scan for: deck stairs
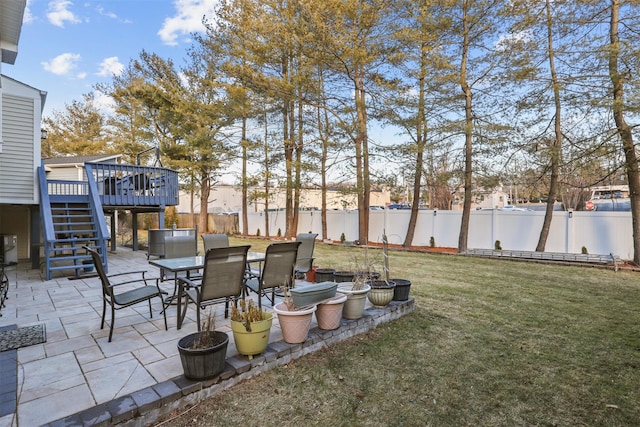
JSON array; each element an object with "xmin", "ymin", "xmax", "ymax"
[
  {"xmin": 45, "ymin": 199, "xmax": 103, "ymax": 278},
  {"xmin": 38, "ymin": 166, "xmax": 109, "ymax": 280}
]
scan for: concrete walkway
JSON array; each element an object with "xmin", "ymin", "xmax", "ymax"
[{"xmin": 0, "ymin": 247, "xmax": 413, "ymax": 426}]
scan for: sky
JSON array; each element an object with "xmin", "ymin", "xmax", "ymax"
[{"xmin": 6, "ymin": 0, "xmax": 219, "ymax": 118}]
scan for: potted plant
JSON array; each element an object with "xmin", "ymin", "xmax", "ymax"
[
  {"xmin": 177, "ymin": 308, "xmax": 229, "ymax": 380},
  {"xmin": 230, "ymin": 299, "xmax": 273, "ymax": 360},
  {"xmin": 336, "ymin": 273, "xmax": 371, "ymax": 320},
  {"xmin": 391, "ymin": 278, "xmax": 412, "ymax": 301},
  {"xmin": 381, "ymin": 231, "xmax": 412, "ymax": 302},
  {"xmin": 273, "ymin": 286, "xmax": 317, "ymax": 344},
  {"xmin": 315, "ymin": 293, "xmax": 347, "ymax": 330},
  {"xmin": 367, "ymin": 279, "xmax": 396, "ymax": 307}
]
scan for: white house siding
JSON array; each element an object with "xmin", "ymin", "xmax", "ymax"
[
  {"xmin": 177, "ymin": 186, "xmax": 391, "ymax": 214},
  {"xmin": 46, "ymin": 166, "xmax": 83, "ymax": 181},
  {"xmin": 0, "ymin": 92, "xmax": 39, "ymax": 204}
]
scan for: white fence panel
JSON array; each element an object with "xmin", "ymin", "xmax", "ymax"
[
  {"xmin": 569, "ymin": 212, "xmax": 632, "ymax": 259},
  {"xmin": 468, "ymin": 210, "xmax": 495, "ymax": 249},
  {"xmin": 241, "ymin": 209, "xmax": 634, "ymax": 259}
]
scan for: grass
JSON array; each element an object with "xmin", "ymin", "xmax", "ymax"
[{"xmin": 157, "ymin": 237, "xmax": 640, "ymax": 426}]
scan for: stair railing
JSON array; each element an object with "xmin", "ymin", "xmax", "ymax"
[
  {"xmin": 37, "ymin": 164, "xmax": 55, "ymax": 278},
  {"xmin": 84, "ymin": 163, "xmax": 110, "ymax": 271}
]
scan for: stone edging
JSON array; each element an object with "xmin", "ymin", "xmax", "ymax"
[{"xmin": 43, "ymin": 299, "xmax": 415, "ymax": 427}]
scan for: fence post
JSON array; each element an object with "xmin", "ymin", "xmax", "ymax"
[{"xmin": 566, "ymin": 210, "xmax": 573, "ymax": 253}]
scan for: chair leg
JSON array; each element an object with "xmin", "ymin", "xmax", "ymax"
[
  {"xmin": 108, "ymin": 305, "xmax": 115, "ymax": 342},
  {"xmin": 179, "ymin": 296, "xmax": 189, "ymax": 330},
  {"xmin": 195, "ymin": 301, "xmax": 201, "ymax": 332},
  {"xmin": 148, "ymin": 299, "xmax": 153, "ymax": 318},
  {"xmin": 160, "ymin": 295, "xmax": 168, "ymax": 331},
  {"xmin": 101, "ymin": 299, "xmax": 107, "ymax": 330}
]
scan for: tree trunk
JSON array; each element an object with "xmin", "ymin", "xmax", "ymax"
[
  {"xmin": 355, "ymin": 67, "xmax": 369, "ymax": 244},
  {"xmin": 457, "ymin": 0, "xmax": 473, "ymax": 253},
  {"xmin": 319, "ymin": 102, "xmax": 328, "ymax": 241},
  {"xmin": 536, "ymin": 0, "xmax": 562, "ymax": 252},
  {"xmin": 263, "ymin": 112, "xmax": 270, "ymax": 237},
  {"xmin": 199, "ymin": 173, "xmax": 210, "ymax": 234},
  {"xmin": 403, "ymin": 40, "xmax": 428, "ymax": 248},
  {"xmin": 241, "ymin": 115, "xmax": 248, "ymax": 236},
  {"xmin": 609, "ymin": 0, "xmax": 640, "ymax": 265}
]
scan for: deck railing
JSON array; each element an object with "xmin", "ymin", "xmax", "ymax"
[{"xmin": 85, "ymin": 162, "xmax": 179, "ymax": 207}]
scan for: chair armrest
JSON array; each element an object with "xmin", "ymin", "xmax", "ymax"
[
  {"xmin": 109, "ymin": 271, "xmax": 161, "ymax": 287},
  {"xmin": 107, "ymin": 270, "xmax": 148, "ymax": 280},
  {"xmin": 177, "ymin": 276, "xmax": 202, "ymax": 289}
]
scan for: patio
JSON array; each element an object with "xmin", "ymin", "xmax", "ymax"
[{"xmin": 0, "ymin": 247, "xmax": 413, "ymax": 426}]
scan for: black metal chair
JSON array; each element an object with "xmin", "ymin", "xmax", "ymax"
[
  {"xmin": 245, "ymin": 241, "xmax": 300, "ymax": 309},
  {"xmin": 84, "ymin": 246, "xmax": 167, "ymax": 342},
  {"xmin": 177, "ymin": 245, "xmax": 250, "ymax": 330}
]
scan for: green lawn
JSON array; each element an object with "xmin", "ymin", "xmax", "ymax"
[{"xmin": 158, "ymin": 237, "xmax": 640, "ymax": 426}]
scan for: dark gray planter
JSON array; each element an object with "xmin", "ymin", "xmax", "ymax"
[
  {"xmin": 390, "ymin": 278, "xmax": 412, "ymax": 301},
  {"xmin": 177, "ymin": 331, "xmax": 228, "ymax": 380}
]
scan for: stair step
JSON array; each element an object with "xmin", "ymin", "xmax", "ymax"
[
  {"xmin": 52, "ymin": 238, "xmax": 98, "ymax": 244},
  {"xmin": 49, "ymin": 254, "xmax": 93, "ymax": 262},
  {"xmin": 48, "ymin": 264, "xmax": 93, "ymax": 272},
  {"xmin": 50, "ymin": 245, "xmax": 96, "ymax": 250},
  {"xmin": 54, "ymin": 231, "xmax": 97, "ymax": 236},
  {"xmin": 53, "ymin": 222, "xmax": 95, "ymax": 231}
]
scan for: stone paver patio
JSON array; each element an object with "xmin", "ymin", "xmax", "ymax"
[{"xmin": 0, "ymin": 247, "xmax": 413, "ymax": 426}]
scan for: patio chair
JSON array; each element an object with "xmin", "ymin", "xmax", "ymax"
[
  {"xmin": 177, "ymin": 245, "xmax": 250, "ymax": 330},
  {"xmin": 294, "ymin": 233, "xmax": 318, "ymax": 280},
  {"xmin": 83, "ymin": 246, "xmax": 167, "ymax": 342},
  {"xmin": 245, "ymin": 241, "xmax": 301, "ymax": 309},
  {"xmin": 160, "ymin": 235, "xmax": 199, "ymax": 307},
  {"xmin": 201, "ymin": 234, "xmax": 229, "ymax": 252}
]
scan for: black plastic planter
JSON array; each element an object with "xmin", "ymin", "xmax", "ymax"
[
  {"xmin": 315, "ymin": 268, "xmax": 336, "ymax": 282},
  {"xmin": 390, "ymin": 278, "xmax": 412, "ymax": 301},
  {"xmin": 177, "ymin": 331, "xmax": 229, "ymax": 380}
]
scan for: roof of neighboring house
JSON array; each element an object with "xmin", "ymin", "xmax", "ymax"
[
  {"xmin": 43, "ymin": 154, "xmax": 123, "ymax": 166},
  {"xmin": 1, "ymin": 0, "xmax": 26, "ymax": 65}
]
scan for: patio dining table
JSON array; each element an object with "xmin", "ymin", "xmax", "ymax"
[{"xmin": 149, "ymin": 251, "xmax": 265, "ymax": 329}]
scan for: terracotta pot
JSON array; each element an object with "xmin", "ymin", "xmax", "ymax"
[
  {"xmin": 274, "ymin": 303, "xmax": 316, "ymax": 344},
  {"xmin": 230, "ymin": 312, "xmax": 273, "ymax": 360},
  {"xmin": 336, "ymin": 283, "xmax": 371, "ymax": 319},
  {"xmin": 315, "ymin": 293, "xmax": 347, "ymax": 330}
]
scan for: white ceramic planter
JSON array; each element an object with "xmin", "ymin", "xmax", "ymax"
[{"xmin": 336, "ymin": 283, "xmax": 371, "ymax": 320}]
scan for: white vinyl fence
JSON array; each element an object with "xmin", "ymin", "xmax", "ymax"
[{"xmin": 242, "ymin": 209, "xmax": 634, "ymax": 260}]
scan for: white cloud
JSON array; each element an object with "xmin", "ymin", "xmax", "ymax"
[
  {"xmin": 24, "ymin": 0, "xmax": 34, "ymax": 24},
  {"xmin": 495, "ymin": 30, "xmax": 533, "ymax": 51},
  {"xmin": 158, "ymin": 0, "xmax": 218, "ymax": 46},
  {"xmin": 42, "ymin": 52, "xmax": 81, "ymax": 75},
  {"xmin": 97, "ymin": 56, "xmax": 124, "ymax": 77},
  {"xmin": 92, "ymin": 89, "xmax": 116, "ymax": 115},
  {"xmin": 96, "ymin": 6, "xmax": 117, "ymax": 19},
  {"xmin": 47, "ymin": 0, "xmax": 81, "ymax": 28}
]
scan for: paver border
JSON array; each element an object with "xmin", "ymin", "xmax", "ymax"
[{"xmin": 43, "ymin": 299, "xmax": 414, "ymax": 426}]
